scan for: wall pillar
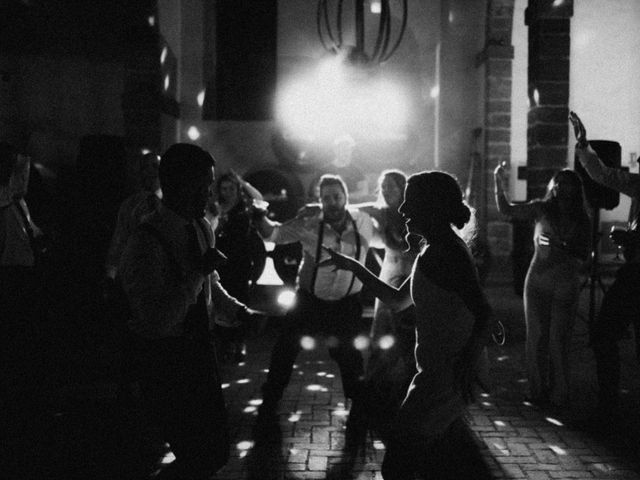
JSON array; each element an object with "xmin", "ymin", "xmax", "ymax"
[
  {"xmin": 525, "ymin": 0, "xmax": 573, "ymax": 199},
  {"xmin": 479, "ymin": 0, "xmax": 515, "ymax": 259}
]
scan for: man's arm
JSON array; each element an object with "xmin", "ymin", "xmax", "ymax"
[
  {"xmin": 570, "ymin": 110, "xmax": 640, "ymax": 198},
  {"xmin": 575, "ymin": 145, "xmax": 640, "ymax": 198}
]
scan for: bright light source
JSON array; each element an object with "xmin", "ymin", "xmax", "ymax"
[
  {"xmin": 549, "ymin": 445, "xmax": 566, "ymax": 455},
  {"xmin": 243, "ymin": 406, "xmax": 257, "ymax": 413},
  {"xmin": 249, "ymin": 399, "xmax": 263, "ymax": 406},
  {"xmin": 300, "ymin": 336, "xmax": 316, "ymax": 350},
  {"xmin": 545, "ymin": 417, "xmax": 564, "ymax": 426},
  {"xmin": 160, "ymin": 47, "xmax": 168, "ymax": 65},
  {"xmin": 370, "ymin": 1, "xmax": 381, "ymax": 14},
  {"xmin": 236, "ymin": 440, "xmax": 254, "ymax": 451},
  {"xmin": 164, "ymin": 75, "xmax": 170, "ymax": 91},
  {"xmin": 148, "ymin": 16, "xmax": 155, "ymax": 27},
  {"xmin": 221, "ymin": 383, "xmax": 230, "ymax": 389},
  {"xmin": 276, "ymin": 60, "xmax": 410, "ymax": 142},
  {"xmin": 373, "ymin": 440, "xmax": 385, "ymax": 450},
  {"xmin": 353, "ymin": 335, "xmax": 370, "ymax": 351},
  {"xmin": 187, "ymin": 126, "xmax": 201, "ymax": 141},
  {"xmin": 277, "ymin": 289, "xmax": 296, "ymax": 308},
  {"xmin": 236, "ymin": 378, "xmax": 250, "ymax": 384},
  {"xmin": 552, "ymin": 0, "xmax": 564, "ymax": 7},
  {"xmin": 197, "ymin": 90, "xmax": 206, "ymax": 107},
  {"xmin": 316, "ymin": 372, "xmax": 326, "ymax": 377},
  {"xmin": 161, "ymin": 451, "xmax": 175, "ymax": 464},
  {"xmin": 306, "ymin": 384, "xmax": 324, "ymax": 391},
  {"xmin": 288, "ymin": 413, "xmax": 301, "ymax": 422},
  {"xmin": 430, "ymin": 85, "xmax": 439, "ymax": 99},
  {"xmin": 533, "ymin": 88, "xmax": 540, "ymax": 106},
  {"xmin": 378, "ymin": 334, "xmax": 395, "ymax": 350},
  {"xmin": 141, "ymin": 148, "xmax": 151, "ymax": 155}
]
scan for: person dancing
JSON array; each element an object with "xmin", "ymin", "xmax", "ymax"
[
  {"xmin": 353, "ymin": 169, "xmax": 419, "ymax": 442},
  {"xmin": 570, "ymin": 111, "xmax": 640, "ymax": 420},
  {"xmin": 494, "ymin": 164, "xmax": 590, "ymax": 406},
  {"xmin": 322, "ymin": 170, "xmax": 492, "ymax": 480}
]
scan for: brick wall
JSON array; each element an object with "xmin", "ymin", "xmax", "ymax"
[
  {"xmin": 480, "ymin": 0, "xmax": 515, "ymax": 262},
  {"xmin": 525, "ymin": 0, "xmax": 573, "ymax": 199}
]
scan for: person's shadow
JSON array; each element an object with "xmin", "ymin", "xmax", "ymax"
[{"xmin": 246, "ymin": 417, "xmax": 284, "ymax": 480}]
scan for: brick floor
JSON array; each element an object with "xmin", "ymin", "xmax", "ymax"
[
  {"xmin": 24, "ymin": 282, "xmax": 640, "ymax": 480},
  {"xmin": 213, "ymin": 283, "xmax": 640, "ymax": 480}
]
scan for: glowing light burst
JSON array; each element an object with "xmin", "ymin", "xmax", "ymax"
[
  {"xmin": 161, "ymin": 451, "xmax": 176, "ymax": 464},
  {"xmin": 545, "ymin": 417, "xmax": 564, "ymax": 427},
  {"xmin": 353, "ymin": 335, "xmax": 370, "ymax": 351},
  {"xmin": 549, "ymin": 445, "xmax": 566, "ymax": 455},
  {"xmin": 288, "ymin": 413, "xmax": 301, "ymax": 422},
  {"xmin": 300, "ymin": 336, "xmax": 316, "ymax": 350},
  {"xmin": 248, "ymin": 399, "xmax": 263, "ymax": 406},
  {"xmin": 187, "ymin": 126, "xmax": 200, "ymax": 141},
  {"xmin": 276, "ymin": 59, "xmax": 410, "ymax": 142},
  {"xmin": 197, "ymin": 90, "xmax": 205, "ymax": 107},
  {"xmin": 277, "ymin": 289, "xmax": 296, "ymax": 308},
  {"xmin": 237, "ymin": 441, "xmax": 254, "ymax": 451},
  {"xmin": 373, "ymin": 440, "xmax": 385, "ymax": 450},
  {"xmin": 378, "ymin": 334, "xmax": 395, "ymax": 350}
]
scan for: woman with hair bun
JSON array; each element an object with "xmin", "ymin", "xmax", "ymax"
[{"xmin": 322, "ymin": 170, "xmax": 493, "ymax": 479}]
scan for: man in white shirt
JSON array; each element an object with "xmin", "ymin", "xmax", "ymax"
[{"xmin": 254, "ymin": 174, "xmax": 378, "ymax": 430}]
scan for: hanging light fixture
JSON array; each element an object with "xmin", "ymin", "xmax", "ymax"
[{"xmin": 316, "ymin": 0, "xmax": 408, "ymax": 65}]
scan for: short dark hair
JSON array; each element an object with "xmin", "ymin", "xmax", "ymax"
[
  {"xmin": 318, "ymin": 174, "xmax": 349, "ymax": 199},
  {"xmin": 0, "ymin": 142, "xmax": 18, "ymax": 186},
  {"xmin": 159, "ymin": 143, "xmax": 215, "ymax": 193}
]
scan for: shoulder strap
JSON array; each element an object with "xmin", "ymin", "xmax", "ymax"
[
  {"xmin": 310, "ymin": 214, "xmax": 361, "ymax": 298},
  {"xmin": 310, "ymin": 219, "xmax": 325, "ymax": 296}
]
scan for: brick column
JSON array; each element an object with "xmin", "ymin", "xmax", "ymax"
[
  {"xmin": 525, "ymin": 0, "xmax": 573, "ymax": 199},
  {"xmin": 479, "ymin": 0, "xmax": 515, "ymax": 258}
]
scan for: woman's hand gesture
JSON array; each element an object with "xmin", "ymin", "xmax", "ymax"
[
  {"xmin": 318, "ymin": 245, "xmax": 359, "ymax": 272},
  {"xmin": 493, "ymin": 162, "xmax": 509, "ymax": 192},
  {"xmin": 569, "ymin": 111, "xmax": 588, "ymax": 148}
]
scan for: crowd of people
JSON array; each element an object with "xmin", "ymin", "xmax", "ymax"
[{"xmin": 1, "ymin": 110, "xmax": 639, "ymax": 479}]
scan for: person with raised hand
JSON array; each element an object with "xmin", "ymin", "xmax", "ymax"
[
  {"xmin": 494, "ymin": 161, "xmax": 590, "ymax": 407},
  {"xmin": 570, "ymin": 111, "xmax": 640, "ymax": 421}
]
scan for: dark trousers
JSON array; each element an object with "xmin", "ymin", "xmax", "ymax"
[
  {"xmin": 590, "ymin": 262, "xmax": 640, "ymax": 409},
  {"xmin": 262, "ymin": 290, "xmax": 365, "ymax": 405},
  {"xmin": 131, "ymin": 336, "xmax": 229, "ymax": 479},
  {"xmin": 381, "ymin": 417, "xmax": 494, "ymax": 480}
]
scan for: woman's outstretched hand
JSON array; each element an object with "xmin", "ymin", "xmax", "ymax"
[
  {"xmin": 569, "ymin": 111, "xmax": 588, "ymax": 148},
  {"xmin": 493, "ymin": 162, "xmax": 509, "ymax": 192},
  {"xmin": 318, "ymin": 245, "xmax": 359, "ymax": 272}
]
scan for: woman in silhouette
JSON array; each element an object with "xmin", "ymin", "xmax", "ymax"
[{"xmin": 322, "ymin": 170, "xmax": 492, "ymax": 480}]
